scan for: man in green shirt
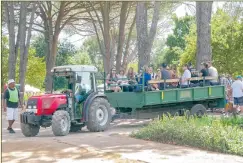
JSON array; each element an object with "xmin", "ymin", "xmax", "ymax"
[{"xmin": 3, "ymin": 79, "xmax": 22, "ymax": 133}]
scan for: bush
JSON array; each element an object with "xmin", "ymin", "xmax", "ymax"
[{"xmin": 131, "ymin": 115, "xmax": 243, "ymax": 156}]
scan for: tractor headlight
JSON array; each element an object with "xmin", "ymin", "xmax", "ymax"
[
  {"xmin": 33, "ymin": 106, "xmax": 37, "ymax": 109},
  {"xmin": 28, "ymin": 105, "xmax": 32, "ymax": 109}
]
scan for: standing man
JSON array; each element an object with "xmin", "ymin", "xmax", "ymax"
[
  {"xmin": 3, "ymin": 79, "xmax": 22, "ymax": 133},
  {"xmin": 231, "ymin": 76, "xmax": 243, "ymax": 113}
]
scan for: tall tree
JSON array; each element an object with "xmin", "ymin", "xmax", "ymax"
[
  {"xmin": 18, "ymin": 2, "xmax": 37, "ymax": 103},
  {"xmin": 116, "ymin": 2, "xmax": 129, "ymax": 72},
  {"xmin": 4, "ymin": 2, "xmax": 16, "ymax": 80},
  {"xmin": 136, "ymin": 1, "xmax": 161, "ymax": 70},
  {"xmin": 196, "ymin": 1, "xmax": 213, "ymax": 70},
  {"xmin": 35, "ymin": 2, "xmax": 88, "ymax": 91}
]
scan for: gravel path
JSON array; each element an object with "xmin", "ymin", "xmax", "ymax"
[{"xmin": 2, "ymin": 111, "xmax": 243, "ymax": 163}]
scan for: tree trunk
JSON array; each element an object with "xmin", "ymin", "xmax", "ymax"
[
  {"xmin": 40, "ymin": 2, "xmax": 64, "ymax": 92},
  {"xmin": 18, "ymin": 2, "xmax": 28, "ymax": 103},
  {"xmin": 116, "ymin": 2, "xmax": 129, "ymax": 72},
  {"xmin": 136, "ymin": 2, "xmax": 148, "ymax": 70},
  {"xmin": 136, "ymin": 2, "xmax": 161, "ymax": 70},
  {"xmin": 196, "ymin": 2, "xmax": 213, "ymax": 70},
  {"xmin": 5, "ymin": 2, "xmax": 17, "ymax": 80},
  {"xmin": 45, "ymin": 35, "xmax": 59, "ymax": 92},
  {"xmin": 110, "ymin": 30, "xmax": 117, "ymax": 70},
  {"xmin": 146, "ymin": 1, "xmax": 161, "ymax": 57},
  {"xmin": 122, "ymin": 14, "xmax": 136, "ymax": 70},
  {"xmin": 101, "ymin": 2, "xmax": 111, "ymax": 73}
]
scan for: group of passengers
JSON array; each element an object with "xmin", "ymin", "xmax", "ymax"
[{"xmin": 106, "ymin": 61, "xmax": 220, "ymax": 92}]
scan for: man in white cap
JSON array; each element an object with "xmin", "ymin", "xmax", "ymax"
[{"xmin": 3, "ymin": 79, "xmax": 21, "ymax": 133}]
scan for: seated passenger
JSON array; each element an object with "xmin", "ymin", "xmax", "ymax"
[
  {"xmin": 117, "ymin": 69, "xmax": 129, "ymax": 92},
  {"xmin": 180, "ymin": 64, "xmax": 191, "ymax": 88},
  {"xmin": 200, "ymin": 63, "xmax": 209, "ymax": 77},
  {"xmin": 136, "ymin": 66, "xmax": 152, "ymax": 91},
  {"xmin": 127, "ymin": 67, "xmax": 136, "ymax": 81},
  {"xmin": 200, "ymin": 62, "xmax": 210, "ymax": 85},
  {"xmin": 155, "ymin": 69, "xmax": 161, "ymax": 80},
  {"xmin": 148, "ymin": 67, "xmax": 159, "ymax": 91},
  {"xmin": 149, "ymin": 66, "xmax": 156, "ymax": 80},
  {"xmin": 106, "ymin": 68, "xmax": 121, "ymax": 92},
  {"xmin": 126, "ymin": 67, "xmax": 137, "ymax": 92},
  {"xmin": 208, "ymin": 61, "xmax": 219, "ymax": 84},
  {"xmin": 170, "ymin": 67, "xmax": 178, "ymax": 87},
  {"xmin": 160, "ymin": 63, "xmax": 171, "ymax": 89}
]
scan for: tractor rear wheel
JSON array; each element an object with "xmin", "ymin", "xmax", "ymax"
[
  {"xmin": 52, "ymin": 110, "xmax": 71, "ymax": 136},
  {"xmin": 87, "ymin": 98, "xmax": 112, "ymax": 132},
  {"xmin": 21, "ymin": 123, "xmax": 40, "ymax": 137},
  {"xmin": 191, "ymin": 104, "xmax": 207, "ymax": 118}
]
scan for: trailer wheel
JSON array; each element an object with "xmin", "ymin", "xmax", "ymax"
[
  {"xmin": 52, "ymin": 110, "xmax": 71, "ymax": 136},
  {"xmin": 191, "ymin": 104, "xmax": 207, "ymax": 118},
  {"xmin": 21, "ymin": 123, "xmax": 40, "ymax": 137},
  {"xmin": 87, "ymin": 98, "xmax": 112, "ymax": 132}
]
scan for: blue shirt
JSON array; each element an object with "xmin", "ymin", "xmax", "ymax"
[{"xmin": 138, "ymin": 73, "xmax": 151, "ymax": 86}]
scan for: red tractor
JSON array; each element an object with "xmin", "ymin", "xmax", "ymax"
[{"xmin": 20, "ymin": 65, "xmax": 114, "ymax": 137}]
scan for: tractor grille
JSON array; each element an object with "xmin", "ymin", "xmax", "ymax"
[{"xmin": 27, "ymin": 99, "xmax": 38, "ymax": 109}]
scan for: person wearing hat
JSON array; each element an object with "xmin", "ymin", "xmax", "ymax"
[
  {"xmin": 231, "ymin": 75, "xmax": 243, "ymax": 113},
  {"xmin": 3, "ymin": 79, "xmax": 21, "ymax": 133}
]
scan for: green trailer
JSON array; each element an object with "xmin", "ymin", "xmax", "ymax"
[{"xmin": 102, "ymin": 75, "xmax": 226, "ymax": 119}]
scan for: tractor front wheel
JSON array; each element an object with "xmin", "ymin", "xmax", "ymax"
[
  {"xmin": 52, "ymin": 110, "xmax": 71, "ymax": 136},
  {"xmin": 21, "ymin": 123, "xmax": 40, "ymax": 137},
  {"xmin": 87, "ymin": 98, "xmax": 112, "ymax": 132}
]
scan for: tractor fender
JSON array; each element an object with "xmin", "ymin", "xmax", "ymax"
[{"xmin": 83, "ymin": 92, "xmax": 107, "ymax": 122}]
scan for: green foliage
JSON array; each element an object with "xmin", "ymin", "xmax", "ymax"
[
  {"xmin": 179, "ymin": 9, "xmax": 243, "ymax": 76},
  {"xmin": 152, "ymin": 39, "xmax": 167, "ymax": 68},
  {"xmin": 2, "ymin": 36, "xmax": 46, "ymax": 90},
  {"xmin": 82, "ymin": 37, "xmax": 104, "ymax": 71},
  {"xmin": 1, "ymin": 36, "xmax": 9, "ymax": 87},
  {"xmin": 162, "ymin": 15, "xmax": 194, "ymax": 64},
  {"xmin": 220, "ymin": 116, "xmax": 243, "ymax": 127},
  {"xmin": 56, "ymin": 39, "xmax": 77, "ymax": 66},
  {"xmin": 68, "ymin": 51, "xmax": 92, "ymax": 65},
  {"xmin": 166, "ymin": 14, "xmax": 194, "ymax": 49},
  {"xmin": 127, "ymin": 62, "xmax": 138, "ymax": 73},
  {"xmin": 32, "ymin": 35, "xmax": 47, "ymax": 58},
  {"xmin": 132, "ymin": 115, "xmax": 243, "ymax": 156},
  {"xmin": 25, "ymin": 49, "xmax": 46, "ymax": 89}
]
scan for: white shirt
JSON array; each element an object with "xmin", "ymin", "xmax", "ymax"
[
  {"xmin": 231, "ymin": 80, "xmax": 243, "ymax": 98},
  {"xmin": 208, "ymin": 66, "xmax": 218, "ymax": 82},
  {"xmin": 181, "ymin": 69, "xmax": 191, "ymax": 85},
  {"xmin": 117, "ymin": 75, "xmax": 128, "ymax": 84}
]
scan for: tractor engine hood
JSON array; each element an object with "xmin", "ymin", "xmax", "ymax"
[{"xmin": 27, "ymin": 94, "xmax": 68, "ymax": 115}]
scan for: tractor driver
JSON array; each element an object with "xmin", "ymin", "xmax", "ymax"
[{"xmin": 74, "ymin": 81, "xmax": 91, "ymax": 103}]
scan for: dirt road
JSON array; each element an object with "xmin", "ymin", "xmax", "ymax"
[{"xmin": 2, "ymin": 111, "xmax": 243, "ymax": 163}]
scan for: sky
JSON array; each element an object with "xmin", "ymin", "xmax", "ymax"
[{"xmin": 59, "ymin": 2, "xmax": 226, "ymax": 48}]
